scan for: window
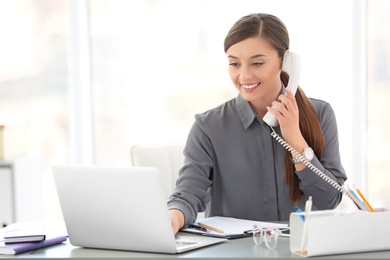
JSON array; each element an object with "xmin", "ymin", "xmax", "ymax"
[
  {"xmin": 0, "ymin": 0, "xmax": 70, "ymax": 220},
  {"xmin": 2, "ymin": 0, "xmax": 387, "ymax": 222},
  {"xmin": 89, "ymin": 0, "xmax": 357, "ymax": 174},
  {"xmin": 367, "ymin": 0, "xmax": 390, "ymax": 207}
]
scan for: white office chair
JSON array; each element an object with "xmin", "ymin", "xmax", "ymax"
[
  {"xmin": 130, "ymin": 142, "xmax": 185, "ymax": 200},
  {"xmin": 130, "ymin": 142, "xmax": 205, "ymax": 219}
]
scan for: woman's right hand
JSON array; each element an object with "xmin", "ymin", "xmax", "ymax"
[{"xmin": 169, "ymin": 209, "xmax": 185, "ymax": 234}]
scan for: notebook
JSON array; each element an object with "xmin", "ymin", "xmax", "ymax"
[{"xmin": 51, "ymin": 165, "xmax": 226, "ymax": 254}]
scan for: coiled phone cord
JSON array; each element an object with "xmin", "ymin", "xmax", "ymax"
[{"xmin": 270, "ymin": 127, "xmax": 346, "ymax": 195}]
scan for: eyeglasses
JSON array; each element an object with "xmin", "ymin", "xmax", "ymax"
[{"xmin": 252, "ymin": 224, "xmax": 284, "ymax": 249}]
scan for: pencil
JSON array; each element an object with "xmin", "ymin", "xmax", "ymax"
[
  {"xmin": 343, "ymin": 187, "xmax": 367, "ymax": 212},
  {"xmin": 356, "ymin": 188, "xmax": 375, "ymax": 212},
  {"xmin": 198, "ymin": 223, "xmax": 224, "ymax": 233},
  {"xmin": 348, "ymin": 184, "xmax": 370, "ymax": 212}
]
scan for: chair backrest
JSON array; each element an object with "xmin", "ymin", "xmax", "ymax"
[{"xmin": 130, "ymin": 143, "xmax": 185, "ymax": 200}]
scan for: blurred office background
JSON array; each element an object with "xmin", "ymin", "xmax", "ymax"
[{"xmin": 0, "ymin": 0, "xmax": 389, "ymax": 222}]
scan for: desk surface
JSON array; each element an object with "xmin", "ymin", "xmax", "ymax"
[{"xmin": 1, "ymin": 235, "xmax": 390, "ymax": 260}]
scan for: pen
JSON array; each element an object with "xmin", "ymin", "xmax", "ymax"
[
  {"xmin": 198, "ymin": 223, "xmax": 224, "ymax": 233},
  {"xmin": 295, "ymin": 207, "xmax": 305, "ymax": 221},
  {"xmin": 300, "ymin": 196, "xmax": 312, "ymax": 252},
  {"xmin": 342, "ymin": 185, "xmax": 365, "ymax": 211},
  {"xmin": 349, "ymin": 184, "xmax": 370, "ymax": 212},
  {"xmin": 187, "ymin": 224, "xmax": 208, "ymax": 232},
  {"xmin": 345, "ymin": 184, "xmax": 369, "ymax": 212}
]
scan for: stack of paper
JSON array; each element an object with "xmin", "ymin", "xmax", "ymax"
[{"xmin": 181, "ymin": 216, "xmax": 288, "ymax": 239}]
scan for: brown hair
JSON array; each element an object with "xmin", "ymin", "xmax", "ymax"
[{"xmin": 224, "ymin": 13, "xmax": 325, "ymax": 202}]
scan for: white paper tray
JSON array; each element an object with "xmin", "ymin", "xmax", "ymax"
[{"xmin": 290, "ymin": 209, "xmax": 390, "ymax": 257}]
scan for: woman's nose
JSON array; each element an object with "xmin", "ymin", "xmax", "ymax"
[{"xmin": 239, "ymin": 65, "xmax": 253, "ymax": 81}]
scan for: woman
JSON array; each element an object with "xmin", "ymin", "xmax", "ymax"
[{"xmin": 168, "ymin": 13, "xmax": 347, "ymax": 234}]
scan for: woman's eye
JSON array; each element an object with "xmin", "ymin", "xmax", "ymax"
[
  {"xmin": 252, "ymin": 62, "xmax": 264, "ymax": 67},
  {"xmin": 229, "ymin": 62, "xmax": 239, "ymax": 67}
]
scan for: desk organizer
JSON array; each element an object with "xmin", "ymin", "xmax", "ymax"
[{"xmin": 290, "ymin": 209, "xmax": 390, "ymax": 257}]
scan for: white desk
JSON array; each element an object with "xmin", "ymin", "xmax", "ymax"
[{"xmin": 1, "ymin": 234, "xmax": 390, "ymax": 259}]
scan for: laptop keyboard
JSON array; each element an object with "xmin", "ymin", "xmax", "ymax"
[{"xmin": 176, "ymin": 240, "xmax": 198, "ymax": 248}]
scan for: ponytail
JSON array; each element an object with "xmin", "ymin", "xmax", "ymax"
[{"xmin": 281, "ymin": 72, "xmax": 325, "ymax": 202}]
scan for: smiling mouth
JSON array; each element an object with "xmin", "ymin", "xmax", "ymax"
[{"xmin": 241, "ymin": 83, "xmax": 260, "ymax": 90}]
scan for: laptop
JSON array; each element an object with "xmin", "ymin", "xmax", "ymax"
[{"xmin": 51, "ymin": 165, "xmax": 226, "ymax": 254}]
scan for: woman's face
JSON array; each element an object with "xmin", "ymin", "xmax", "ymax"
[{"xmin": 227, "ymin": 36, "xmax": 282, "ymax": 105}]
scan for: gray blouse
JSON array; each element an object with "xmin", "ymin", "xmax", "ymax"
[{"xmin": 168, "ymin": 93, "xmax": 347, "ymax": 226}]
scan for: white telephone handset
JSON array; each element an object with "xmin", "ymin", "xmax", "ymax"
[{"xmin": 263, "ymin": 52, "xmax": 301, "ymax": 127}]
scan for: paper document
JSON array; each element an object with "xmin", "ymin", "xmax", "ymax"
[{"xmin": 181, "ymin": 216, "xmax": 289, "ymax": 239}]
